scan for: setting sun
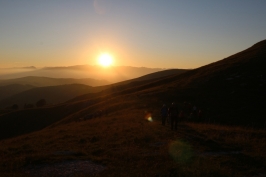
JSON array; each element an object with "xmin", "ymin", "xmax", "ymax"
[{"xmin": 98, "ymin": 53, "xmax": 113, "ymax": 67}]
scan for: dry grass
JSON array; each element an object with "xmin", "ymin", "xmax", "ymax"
[
  {"xmin": 186, "ymin": 123, "xmax": 266, "ymax": 155},
  {"xmin": 0, "ymin": 107, "xmax": 265, "ymax": 176},
  {"xmin": 1, "ymin": 40, "xmax": 266, "ymax": 176}
]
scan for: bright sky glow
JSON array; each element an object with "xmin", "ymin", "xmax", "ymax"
[{"xmin": 0, "ymin": 1, "xmax": 266, "ymax": 68}]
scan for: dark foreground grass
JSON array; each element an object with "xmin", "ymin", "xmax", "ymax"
[{"xmin": 0, "ymin": 108, "xmax": 265, "ymax": 177}]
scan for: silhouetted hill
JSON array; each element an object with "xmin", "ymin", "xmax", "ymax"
[
  {"xmin": 0, "ymin": 69, "xmax": 186, "ymax": 109},
  {"xmin": 0, "ymin": 76, "xmax": 109, "ymax": 87},
  {"xmin": 124, "ymin": 68, "xmax": 188, "ymax": 82},
  {"xmin": 0, "ymin": 84, "xmax": 107, "ymax": 109},
  {"xmin": 68, "ymin": 69, "xmax": 189, "ymax": 102},
  {"xmin": 0, "ymin": 84, "xmax": 36, "ymax": 100},
  {"xmin": 0, "ymin": 40, "xmax": 266, "ymax": 140}
]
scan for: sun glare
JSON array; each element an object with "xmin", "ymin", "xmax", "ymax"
[{"xmin": 98, "ymin": 53, "xmax": 113, "ymax": 67}]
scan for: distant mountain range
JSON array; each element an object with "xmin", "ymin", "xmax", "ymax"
[
  {"xmin": 0, "ymin": 66, "xmax": 36, "ymax": 70},
  {"xmin": 0, "ymin": 65, "xmax": 167, "ymax": 83},
  {"xmin": 0, "ymin": 76, "xmax": 109, "ymax": 87}
]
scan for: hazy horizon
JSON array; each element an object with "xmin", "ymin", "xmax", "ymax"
[
  {"xmin": 0, "ymin": 64, "xmax": 172, "ymax": 82},
  {"xmin": 0, "ymin": 64, "xmax": 169, "ymax": 70}
]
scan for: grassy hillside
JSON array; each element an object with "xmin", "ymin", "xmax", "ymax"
[
  {"xmin": 0, "ymin": 40, "xmax": 266, "ymax": 176},
  {"xmin": 130, "ymin": 68, "xmax": 188, "ymax": 81},
  {"xmin": 0, "ymin": 108, "xmax": 265, "ymax": 176},
  {"xmin": 1, "ymin": 40, "xmax": 266, "ymax": 138},
  {"xmin": 67, "ymin": 69, "xmax": 188, "ymax": 103}
]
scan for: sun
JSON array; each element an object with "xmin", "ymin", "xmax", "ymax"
[{"xmin": 98, "ymin": 53, "xmax": 113, "ymax": 67}]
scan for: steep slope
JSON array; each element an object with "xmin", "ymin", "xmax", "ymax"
[
  {"xmin": 68, "ymin": 68, "xmax": 188, "ymax": 102},
  {"xmin": 0, "ymin": 40, "xmax": 266, "ymax": 140},
  {"xmin": 118, "ymin": 39, "xmax": 266, "ymax": 126},
  {"xmin": 131, "ymin": 69, "xmax": 188, "ymax": 81},
  {"xmin": 45, "ymin": 39, "xmax": 266, "ymax": 127}
]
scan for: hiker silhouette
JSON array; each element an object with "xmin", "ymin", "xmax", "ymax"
[
  {"xmin": 161, "ymin": 104, "xmax": 168, "ymax": 125},
  {"xmin": 168, "ymin": 102, "xmax": 179, "ymax": 130}
]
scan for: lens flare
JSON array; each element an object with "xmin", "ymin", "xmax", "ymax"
[
  {"xmin": 145, "ymin": 112, "xmax": 153, "ymax": 122},
  {"xmin": 147, "ymin": 117, "xmax": 153, "ymax": 122}
]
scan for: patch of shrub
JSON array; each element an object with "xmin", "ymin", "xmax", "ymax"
[
  {"xmin": 36, "ymin": 99, "xmax": 47, "ymax": 107},
  {"xmin": 24, "ymin": 103, "xmax": 34, "ymax": 109}
]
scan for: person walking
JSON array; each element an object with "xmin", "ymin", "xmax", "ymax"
[
  {"xmin": 168, "ymin": 102, "xmax": 179, "ymax": 130},
  {"xmin": 161, "ymin": 104, "xmax": 168, "ymax": 125}
]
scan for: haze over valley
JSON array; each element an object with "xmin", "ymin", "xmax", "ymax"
[{"xmin": 0, "ymin": 65, "xmax": 166, "ymax": 82}]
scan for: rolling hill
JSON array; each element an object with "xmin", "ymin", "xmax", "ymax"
[
  {"xmin": 0, "ymin": 40, "xmax": 266, "ymax": 176},
  {"xmin": 0, "ymin": 69, "xmax": 187, "ymax": 109},
  {"xmin": 0, "ymin": 84, "xmax": 36, "ymax": 101},
  {"xmin": 68, "ymin": 68, "xmax": 189, "ymax": 103},
  {"xmin": 0, "ymin": 39, "xmax": 265, "ymax": 139},
  {"xmin": 0, "ymin": 84, "xmax": 108, "ymax": 109},
  {"xmin": 65, "ymin": 39, "xmax": 266, "ymax": 127}
]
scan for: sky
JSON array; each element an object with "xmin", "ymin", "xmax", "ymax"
[{"xmin": 0, "ymin": 0, "xmax": 266, "ymax": 69}]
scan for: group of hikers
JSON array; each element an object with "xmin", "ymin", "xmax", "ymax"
[{"xmin": 161, "ymin": 102, "xmax": 203, "ymax": 130}]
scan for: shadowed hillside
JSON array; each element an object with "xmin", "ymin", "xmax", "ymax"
[
  {"xmin": 68, "ymin": 68, "xmax": 188, "ymax": 103},
  {"xmin": 66, "ymin": 40, "xmax": 266, "ymax": 127},
  {"xmin": 0, "ymin": 69, "xmax": 187, "ymax": 109},
  {"xmin": 0, "ymin": 40, "xmax": 266, "ymax": 177},
  {"xmin": 0, "ymin": 84, "xmax": 36, "ymax": 100},
  {"xmin": 0, "ymin": 40, "xmax": 265, "ymax": 140},
  {"xmin": 118, "ymin": 68, "xmax": 188, "ymax": 83},
  {"xmin": 0, "ymin": 84, "xmax": 107, "ymax": 109}
]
